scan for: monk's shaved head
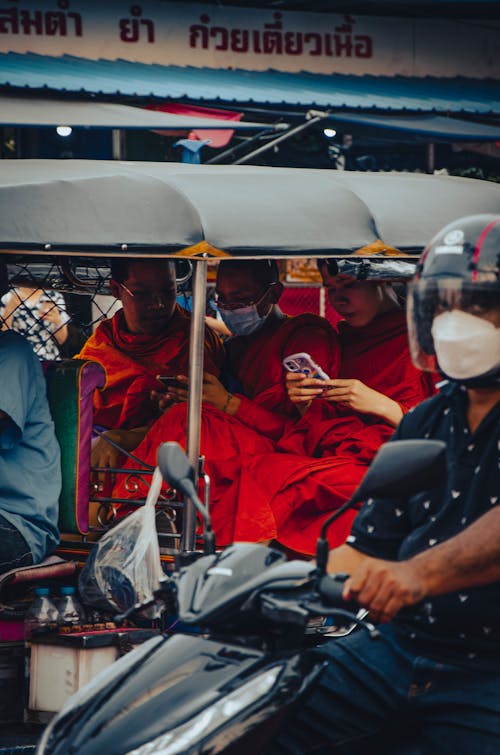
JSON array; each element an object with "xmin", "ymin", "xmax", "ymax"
[
  {"xmin": 110, "ymin": 258, "xmax": 175, "ymax": 284},
  {"xmin": 217, "ymin": 260, "xmax": 279, "ymax": 289}
]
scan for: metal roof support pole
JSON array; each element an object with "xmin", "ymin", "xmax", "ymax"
[
  {"xmin": 112, "ymin": 129, "xmax": 126, "ymax": 160},
  {"xmin": 426, "ymin": 142, "xmax": 435, "ymax": 174},
  {"xmin": 182, "ymin": 256, "xmax": 208, "ymax": 552},
  {"xmin": 206, "ymin": 127, "xmax": 280, "ymax": 165},
  {"xmin": 233, "ymin": 110, "xmax": 330, "ymax": 165}
]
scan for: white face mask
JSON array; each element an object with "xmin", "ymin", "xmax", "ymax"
[{"xmin": 431, "ymin": 310, "xmax": 500, "ymax": 380}]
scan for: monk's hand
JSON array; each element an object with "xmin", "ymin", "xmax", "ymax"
[
  {"xmin": 322, "ymin": 379, "xmax": 380, "ymax": 414},
  {"xmin": 163, "ymin": 375, "xmax": 189, "ymax": 405},
  {"xmin": 286, "ymin": 372, "xmax": 324, "ymax": 414},
  {"xmin": 150, "ymin": 390, "xmax": 173, "ymax": 413},
  {"xmin": 202, "ymin": 373, "xmax": 241, "ymax": 415},
  {"xmin": 91, "ymin": 432, "xmax": 123, "ymax": 489},
  {"xmin": 322, "ymin": 379, "xmax": 403, "ymax": 426},
  {"xmin": 91, "ymin": 428, "xmax": 147, "ymax": 487},
  {"xmin": 343, "ymin": 558, "xmax": 427, "ymax": 624}
]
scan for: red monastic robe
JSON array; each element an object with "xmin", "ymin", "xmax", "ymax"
[
  {"xmin": 240, "ymin": 309, "xmax": 437, "ymax": 555},
  {"xmin": 114, "ymin": 309, "xmax": 434, "ymax": 555},
  {"xmin": 112, "ymin": 313, "xmax": 340, "ymax": 496},
  {"xmin": 75, "ymin": 306, "xmax": 224, "ymax": 429}
]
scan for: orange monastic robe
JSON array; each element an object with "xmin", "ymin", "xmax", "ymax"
[{"xmin": 75, "ymin": 306, "xmax": 224, "ymax": 429}]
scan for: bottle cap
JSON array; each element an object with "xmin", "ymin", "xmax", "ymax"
[
  {"xmin": 60, "ymin": 586, "xmax": 75, "ymax": 595},
  {"xmin": 35, "ymin": 587, "xmax": 50, "ymax": 596}
]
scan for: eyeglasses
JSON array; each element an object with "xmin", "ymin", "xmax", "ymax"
[
  {"xmin": 214, "ymin": 284, "xmax": 275, "ymax": 312},
  {"xmin": 120, "ymin": 282, "xmax": 176, "ymax": 305}
]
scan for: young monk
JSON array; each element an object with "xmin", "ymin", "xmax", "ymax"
[
  {"xmin": 262, "ymin": 259, "xmax": 436, "ymax": 555},
  {"xmin": 286, "ymin": 259, "xmax": 434, "ymax": 423}
]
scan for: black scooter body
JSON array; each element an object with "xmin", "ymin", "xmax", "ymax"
[
  {"xmin": 43, "ymin": 632, "xmax": 324, "ymax": 755},
  {"xmin": 42, "ymin": 546, "xmax": 325, "ymax": 755},
  {"xmin": 40, "ymin": 439, "xmax": 447, "ymax": 755}
]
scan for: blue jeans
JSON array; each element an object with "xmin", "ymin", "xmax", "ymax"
[
  {"xmin": 0, "ymin": 514, "xmax": 33, "ymax": 572},
  {"xmin": 271, "ymin": 624, "xmax": 500, "ymax": 754}
]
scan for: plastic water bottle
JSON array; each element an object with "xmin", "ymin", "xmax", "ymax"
[
  {"xmin": 24, "ymin": 587, "xmax": 58, "ymax": 639},
  {"xmin": 56, "ymin": 586, "xmax": 86, "ymax": 630}
]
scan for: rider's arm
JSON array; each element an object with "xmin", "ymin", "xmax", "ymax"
[
  {"xmin": 341, "ymin": 508, "xmax": 500, "ymax": 624},
  {"xmin": 410, "ymin": 506, "xmax": 500, "ymax": 596},
  {"xmin": 327, "ymin": 543, "xmax": 373, "ymax": 574}
]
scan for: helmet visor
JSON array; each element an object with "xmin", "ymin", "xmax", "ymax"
[{"xmin": 407, "ymin": 278, "xmax": 500, "ymax": 373}]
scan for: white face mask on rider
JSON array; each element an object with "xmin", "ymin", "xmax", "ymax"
[{"xmin": 431, "ymin": 310, "xmax": 500, "ymax": 380}]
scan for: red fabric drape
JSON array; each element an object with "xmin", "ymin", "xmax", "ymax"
[{"xmin": 147, "ymin": 103, "xmax": 243, "ymax": 148}]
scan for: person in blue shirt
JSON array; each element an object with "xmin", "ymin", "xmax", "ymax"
[{"xmin": 0, "ymin": 331, "xmax": 60, "ymax": 572}]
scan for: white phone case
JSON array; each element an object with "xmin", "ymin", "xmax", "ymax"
[{"xmin": 282, "ymin": 352, "xmax": 330, "ymax": 381}]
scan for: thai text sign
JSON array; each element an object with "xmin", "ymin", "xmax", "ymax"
[{"xmin": 1, "ymin": 1, "xmax": 499, "ymax": 78}]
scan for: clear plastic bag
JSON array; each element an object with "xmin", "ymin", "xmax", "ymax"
[{"xmin": 79, "ymin": 472, "xmax": 164, "ymax": 615}]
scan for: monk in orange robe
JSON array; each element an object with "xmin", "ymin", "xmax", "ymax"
[
  {"xmin": 113, "ymin": 260, "xmax": 340, "ymax": 502},
  {"xmin": 75, "ymin": 259, "xmax": 224, "ymax": 470}
]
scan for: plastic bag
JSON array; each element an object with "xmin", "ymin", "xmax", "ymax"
[{"xmin": 79, "ymin": 487, "xmax": 163, "ymax": 616}]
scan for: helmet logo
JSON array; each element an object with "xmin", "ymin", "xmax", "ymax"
[
  {"xmin": 435, "ymin": 228, "xmax": 465, "ymax": 256},
  {"xmin": 443, "ymin": 229, "xmax": 464, "ymax": 246}
]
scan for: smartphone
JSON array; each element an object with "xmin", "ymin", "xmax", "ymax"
[
  {"xmin": 282, "ymin": 352, "xmax": 330, "ymax": 381},
  {"xmin": 156, "ymin": 375, "xmax": 187, "ymax": 390}
]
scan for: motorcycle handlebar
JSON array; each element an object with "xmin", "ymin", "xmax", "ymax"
[{"xmin": 318, "ymin": 573, "xmax": 358, "ymax": 614}]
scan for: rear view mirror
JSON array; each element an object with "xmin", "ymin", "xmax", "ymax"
[
  {"xmin": 157, "ymin": 442, "xmax": 196, "ymax": 499},
  {"xmin": 354, "ymin": 439, "xmax": 447, "ymax": 502},
  {"xmin": 316, "ymin": 439, "xmax": 447, "ymax": 575},
  {"xmin": 157, "ymin": 442, "xmax": 216, "ymax": 555}
]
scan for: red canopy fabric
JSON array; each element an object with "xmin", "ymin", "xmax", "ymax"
[{"xmin": 147, "ymin": 102, "xmax": 243, "ymax": 148}]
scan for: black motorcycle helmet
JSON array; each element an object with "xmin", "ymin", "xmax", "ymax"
[{"xmin": 407, "ymin": 214, "xmax": 500, "ymax": 387}]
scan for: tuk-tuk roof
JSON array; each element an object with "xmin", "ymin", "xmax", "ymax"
[{"xmin": 1, "ymin": 160, "xmax": 499, "ymax": 259}]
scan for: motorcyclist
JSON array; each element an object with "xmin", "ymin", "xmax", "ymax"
[{"xmin": 268, "ymin": 214, "xmax": 500, "ymax": 754}]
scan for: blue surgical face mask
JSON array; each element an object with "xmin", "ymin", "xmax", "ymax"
[{"xmin": 218, "ymin": 302, "xmax": 272, "ymax": 336}]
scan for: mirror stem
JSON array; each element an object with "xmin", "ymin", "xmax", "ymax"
[{"xmin": 316, "ymin": 493, "xmax": 361, "ymax": 576}]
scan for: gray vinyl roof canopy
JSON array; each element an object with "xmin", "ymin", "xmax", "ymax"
[
  {"xmin": 328, "ymin": 112, "xmax": 500, "ymax": 142},
  {"xmin": 1, "ymin": 160, "xmax": 500, "ymax": 258},
  {"xmin": 0, "ymin": 95, "xmax": 277, "ymax": 131}
]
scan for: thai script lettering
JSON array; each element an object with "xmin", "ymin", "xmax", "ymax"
[
  {"xmin": 0, "ymin": 0, "xmax": 82, "ymax": 37},
  {"xmin": 119, "ymin": 4, "xmax": 155, "ymax": 43},
  {"xmin": 189, "ymin": 12, "xmax": 373, "ymax": 58}
]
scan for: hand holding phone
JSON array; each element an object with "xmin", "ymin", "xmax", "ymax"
[
  {"xmin": 282, "ymin": 352, "xmax": 330, "ymax": 381},
  {"xmin": 156, "ymin": 375, "xmax": 188, "ymax": 391}
]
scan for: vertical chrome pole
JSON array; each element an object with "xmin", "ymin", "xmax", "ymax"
[{"xmin": 182, "ymin": 256, "xmax": 208, "ymax": 551}]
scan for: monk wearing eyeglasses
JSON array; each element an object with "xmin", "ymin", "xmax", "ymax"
[{"xmin": 75, "ymin": 258, "xmax": 224, "ymax": 472}]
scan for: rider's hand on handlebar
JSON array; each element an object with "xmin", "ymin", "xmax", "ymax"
[{"xmin": 342, "ymin": 557, "xmax": 426, "ymax": 624}]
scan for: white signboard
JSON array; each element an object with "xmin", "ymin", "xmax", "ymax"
[{"xmin": 0, "ymin": 1, "xmax": 499, "ymax": 78}]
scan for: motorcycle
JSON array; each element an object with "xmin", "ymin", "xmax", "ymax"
[{"xmin": 36, "ymin": 438, "xmax": 446, "ymax": 755}]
